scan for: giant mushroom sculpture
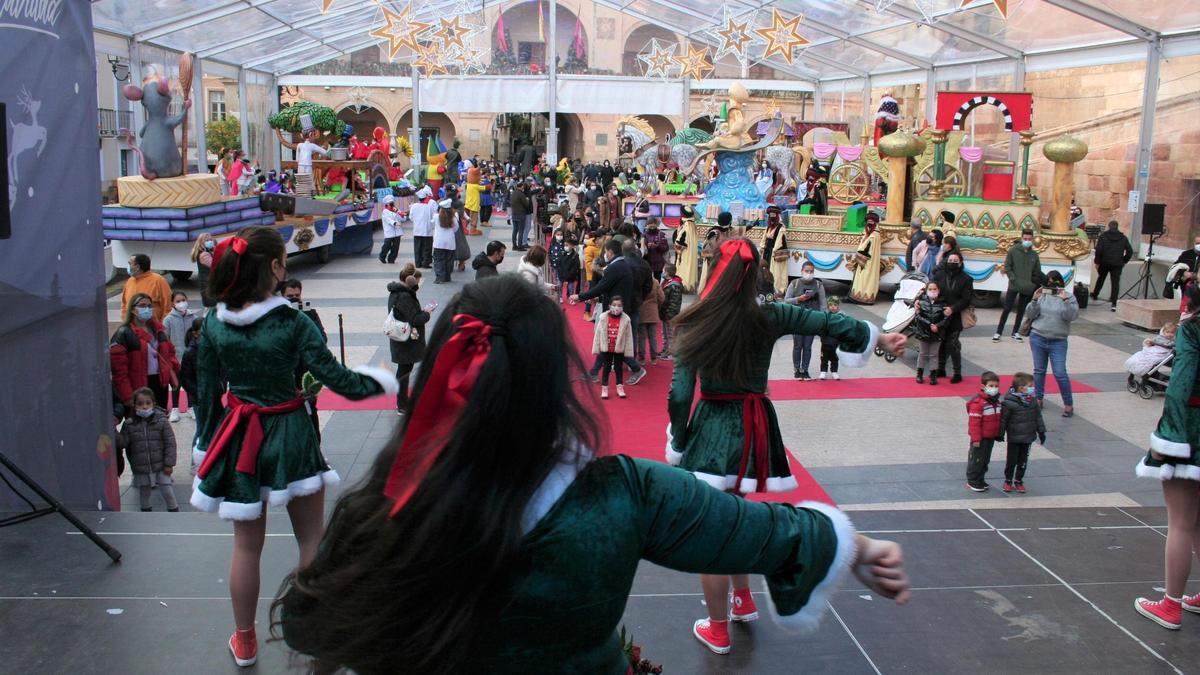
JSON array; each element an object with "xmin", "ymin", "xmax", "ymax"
[
  {"xmin": 878, "ymin": 129, "xmax": 926, "ymax": 224},
  {"xmin": 1042, "ymin": 136, "xmax": 1088, "ymax": 233}
]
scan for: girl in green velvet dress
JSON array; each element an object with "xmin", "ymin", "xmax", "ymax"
[
  {"xmin": 190, "ymin": 226, "xmax": 398, "ymax": 668},
  {"xmin": 273, "ymin": 275, "xmax": 910, "ymax": 674},
  {"xmin": 668, "ymin": 237, "xmax": 906, "ymax": 654}
]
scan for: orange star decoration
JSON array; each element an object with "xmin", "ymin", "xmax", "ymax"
[
  {"xmin": 369, "ymin": 4, "xmax": 432, "ymax": 60},
  {"xmin": 413, "ymin": 42, "xmax": 448, "ymax": 76},
  {"xmin": 716, "ymin": 17, "xmax": 753, "ymax": 59},
  {"xmin": 962, "ymin": 0, "xmax": 1008, "ymax": 19},
  {"xmin": 320, "ymin": 0, "xmax": 335, "ymax": 13},
  {"xmin": 753, "ymin": 9, "xmax": 810, "ymax": 65},
  {"xmin": 674, "ymin": 43, "xmax": 713, "ymax": 81},
  {"xmin": 435, "ymin": 16, "xmax": 468, "ymax": 51},
  {"xmin": 764, "ymin": 98, "xmax": 781, "ymax": 118}
]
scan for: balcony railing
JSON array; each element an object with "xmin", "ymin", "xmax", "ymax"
[{"xmin": 99, "ymin": 108, "xmax": 132, "ymax": 138}]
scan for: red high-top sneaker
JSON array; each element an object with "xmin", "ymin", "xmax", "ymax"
[
  {"xmin": 1135, "ymin": 596, "xmax": 1182, "ymax": 630},
  {"xmin": 1183, "ymin": 592, "xmax": 1200, "ymax": 615},
  {"xmin": 692, "ymin": 618, "xmax": 730, "ymax": 654},
  {"xmin": 730, "ymin": 588, "xmax": 759, "ymax": 622},
  {"xmin": 229, "ymin": 627, "xmax": 258, "ymax": 666}
]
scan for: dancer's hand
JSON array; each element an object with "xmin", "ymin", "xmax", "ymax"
[
  {"xmin": 878, "ymin": 332, "xmax": 907, "ymax": 357},
  {"xmin": 853, "ymin": 535, "xmax": 910, "ymax": 604}
]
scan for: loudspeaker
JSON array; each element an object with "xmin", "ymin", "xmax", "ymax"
[
  {"xmin": 1143, "ymin": 202, "xmax": 1165, "ymax": 236},
  {"xmin": 0, "ymin": 102, "xmax": 10, "ymax": 239}
]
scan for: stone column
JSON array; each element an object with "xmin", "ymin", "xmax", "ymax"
[
  {"xmin": 1042, "ymin": 136, "xmax": 1088, "ymax": 233},
  {"xmin": 878, "ymin": 129, "xmax": 926, "ymax": 225}
]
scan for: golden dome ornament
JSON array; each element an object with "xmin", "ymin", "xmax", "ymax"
[
  {"xmin": 1042, "ymin": 136, "xmax": 1089, "ymax": 164},
  {"xmin": 878, "ymin": 128, "xmax": 926, "ymax": 158}
]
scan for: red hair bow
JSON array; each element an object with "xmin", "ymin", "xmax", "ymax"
[
  {"xmin": 211, "ymin": 236, "xmax": 249, "ymax": 296},
  {"xmin": 384, "ymin": 314, "xmax": 495, "ymax": 517},
  {"xmin": 700, "ymin": 239, "xmax": 755, "ymax": 299}
]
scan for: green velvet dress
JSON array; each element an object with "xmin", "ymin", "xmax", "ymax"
[
  {"xmin": 1138, "ymin": 319, "xmax": 1200, "ymax": 482},
  {"xmin": 190, "ymin": 296, "xmax": 394, "ymax": 520},
  {"xmin": 281, "ymin": 455, "xmax": 857, "ymax": 673},
  {"xmin": 668, "ymin": 302, "xmax": 876, "ymax": 492}
]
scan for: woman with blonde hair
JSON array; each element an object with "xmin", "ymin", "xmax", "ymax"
[{"xmin": 190, "ymin": 233, "xmax": 218, "ymax": 309}]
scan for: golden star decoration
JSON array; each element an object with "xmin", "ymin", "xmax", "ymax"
[
  {"xmin": 674, "ymin": 43, "xmax": 713, "ymax": 81},
  {"xmin": 753, "ymin": 9, "xmax": 810, "ymax": 64},
  {"xmin": 369, "ymin": 4, "xmax": 432, "ymax": 60},
  {"xmin": 413, "ymin": 42, "xmax": 448, "ymax": 76},
  {"xmin": 320, "ymin": 0, "xmax": 335, "ymax": 13},
  {"xmin": 764, "ymin": 98, "xmax": 781, "ymax": 118},
  {"xmin": 716, "ymin": 17, "xmax": 753, "ymax": 59},
  {"xmin": 435, "ymin": 15, "xmax": 468, "ymax": 51},
  {"xmin": 962, "ymin": 0, "xmax": 1008, "ymax": 19}
]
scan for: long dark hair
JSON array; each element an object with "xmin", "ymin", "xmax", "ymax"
[
  {"xmin": 438, "ymin": 206, "xmax": 455, "ymax": 228},
  {"xmin": 207, "ymin": 226, "xmax": 286, "ymax": 308},
  {"xmin": 272, "ymin": 276, "xmax": 600, "ymax": 673},
  {"xmin": 1186, "ymin": 284, "xmax": 1200, "ymax": 323},
  {"xmin": 673, "ymin": 237, "xmax": 771, "ymax": 388}
]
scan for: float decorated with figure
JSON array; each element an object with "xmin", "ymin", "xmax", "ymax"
[{"xmin": 676, "ymin": 86, "xmax": 1093, "ymax": 305}]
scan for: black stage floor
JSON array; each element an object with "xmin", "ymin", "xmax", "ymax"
[{"xmin": 1, "ymin": 507, "xmax": 1196, "ymax": 674}]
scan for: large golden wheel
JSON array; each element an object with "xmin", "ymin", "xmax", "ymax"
[
  {"xmin": 912, "ymin": 165, "xmax": 966, "ymax": 198},
  {"xmin": 829, "ymin": 163, "xmax": 870, "ymax": 203}
]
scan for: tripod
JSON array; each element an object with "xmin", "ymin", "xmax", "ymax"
[
  {"xmin": 0, "ymin": 451, "xmax": 122, "ymax": 563},
  {"xmin": 1121, "ymin": 232, "xmax": 1161, "ymax": 300}
]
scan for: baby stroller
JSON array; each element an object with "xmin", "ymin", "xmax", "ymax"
[
  {"xmin": 1127, "ymin": 350, "xmax": 1173, "ymax": 399},
  {"xmin": 874, "ymin": 270, "xmax": 928, "ymax": 363}
]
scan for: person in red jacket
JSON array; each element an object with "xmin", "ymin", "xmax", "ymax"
[
  {"xmin": 110, "ymin": 292, "xmax": 180, "ymax": 419},
  {"xmin": 965, "ymin": 371, "xmax": 1004, "ymax": 492}
]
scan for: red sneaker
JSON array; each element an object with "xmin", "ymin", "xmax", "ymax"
[
  {"xmin": 1016, "ymin": 482, "xmax": 1026, "ymax": 494},
  {"xmin": 1135, "ymin": 596, "xmax": 1182, "ymax": 630},
  {"xmin": 692, "ymin": 618, "xmax": 730, "ymax": 654},
  {"xmin": 730, "ymin": 589, "xmax": 759, "ymax": 622},
  {"xmin": 229, "ymin": 628, "xmax": 258, "ymax": 667},
  {"xmin": 1184, "ymin": 593, "xmax": 1200, "ymax": 615},
  {"xmin": 1002, "ymin": 482, "xmax": 1013, "ymax": 493}
]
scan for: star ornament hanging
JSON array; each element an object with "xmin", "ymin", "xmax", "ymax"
[
  {"xmin": 412, "ymin": 42, "xmax": 448, "ymax": 76},
  {"xmin": 449, "ymin": 44, "xmax": 487, "ymax": 77},
  {"xmin": 320, "ymin": 0, "xmax": 336, "ymax": 13},
  {"xmin": 435, "ymin": 15, "xmax": 469, "ymax": 51},
  {"xmin": 637, "ymin": 38, "xmax": 678, "ymax": 79},
  {"xmin": 753, "ymin": 9, "xmax": 810, "ymax": 64},
  {"xmin": 962, "ymin": 0, "xmax": 1008, "ymax": 19},
  {"xmin": 370, "ymin": 4, "xmax": 433, "ymax": 60},
  {"xmin": 764, "ymin": 98, "xmax": 781, "ymax": 118},
  {"xmin": 674, "ymin": 43, "xmax": 714, "ymax": 81},
  {"xmin": 716, "ymin": 16, "xmax": 753, "ymax": 60},
  {"xmin": 699, "ymin": 90, "xmax": 722, "ymax": 122},
  {"xmin": 345, "ymin": 86, "xmax": 371, "ymax": 114}
]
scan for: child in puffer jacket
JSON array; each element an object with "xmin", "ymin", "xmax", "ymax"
[
  {"xmin": 965, "ymin": 371, "xmax": 1004, "ymax": 492},
  {"xmin": 1000, "ymin": 371, "xmax": 1046, "ymax": 494},
  {"xmin": 116, "ymin": 387, "xmax": 179, "ymax": 512},
  {"xmin": 913, "ymin": 281, "xmax": 949, "ymax": 385},
  {"xmin": 658, "ymin": 263, "xmax": 684, "ymax": 360}
]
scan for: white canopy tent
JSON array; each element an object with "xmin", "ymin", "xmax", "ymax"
[{"xmin": 91, "ymin": 0, "xmax": 1200, "ymax": 238}]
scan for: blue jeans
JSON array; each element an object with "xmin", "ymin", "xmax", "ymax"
[
  {"xmin": 792, "ymin": 334, "xmax": 815, "ymax": 373},
  {"xmin": 1030, "ymin": 332, "xmax": 1072, "ymax": 405},
  {"xmin": 635, "ymin": 217, "xmax": 647, "ymax": 234},
  {"xmin": 513, "ymin": 214, "xmax": 531, "ymax": 248}
]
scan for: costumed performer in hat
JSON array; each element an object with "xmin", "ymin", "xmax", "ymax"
[
  {"xmin": 797, "ymin": 165, "xmax": 829, "ymax": 216},
  {"xmin": 697, "ymin": 211, "xmax": 734, "ymax": 294},
  {"xmin": 674, "ymin": 204, "xmax": 700, "ymax": 292},
  {"xmin": 277, "ymin": 275, "xmax": 910, "ymax": 672},
  {"xmin": 764, "ymin": 205, "xmax": 791, "ymax": 294},
  {"xmin": 849, "ymin": 211, "xmax": 884, "ymax": 305},
  {"xmin": 668, "ymin": 238, "xmax": 906, "ymax": 654}
]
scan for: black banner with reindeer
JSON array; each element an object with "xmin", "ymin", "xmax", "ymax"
[{"xmin": 0, "ymin": 3, "xmax": 112, "ymax": 510}]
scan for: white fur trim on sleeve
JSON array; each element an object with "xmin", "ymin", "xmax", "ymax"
[
  {"xmin": 1150, "ymin": 433, "xmax": 1193, "ymax": 459},
  {"xmin": 353, "ymin": 365, "xmax": 401, "ymax": 396},
  {"xmin": 836, "ymin": 321, "xmax": 880, "ymax": 369},
  {"xmin": 665, "ymin": 424, "xmax": 683, "ymax": 465},
  {"xmin": 764, "ymin": 500, "xmax": 857, "ymax": 633}
]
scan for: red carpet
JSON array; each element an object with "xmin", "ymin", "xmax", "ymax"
[{"xmin": 767, "ymin": 376, "xmax": 1097, "ymax": 401}]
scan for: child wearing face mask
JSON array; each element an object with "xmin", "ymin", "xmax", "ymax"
[
  {"xmin": 965, "ymin": 371, "xmax": 1004, "ymax": 492},
  {"xmin": 556, "ymin": 235, "xmax": 582, "ymax": 304},
  {"xmin": 784, "ymin": 261, "xmax": 826, "ymax": 380},
  {"xmin": 548, "ymin": 225, "xmax": 567, "ymax": 288},
  {"xmin": 1000, "ymin": 371, "xmax": 1046, "ymax": 493},
  {"xmin": 592, "ymin": 296, "xmax": 634, "ymax": 400},
  {"xmin": 163, "ymin": 291, "xmax": 198, "ymax": 422},
  {"xmin": 115, "ymin": 388, "xmax": 179, "ymax": 512},
  {"xmin": 913, "ymin": 281, "xmax": 949, "ymax": 385}
]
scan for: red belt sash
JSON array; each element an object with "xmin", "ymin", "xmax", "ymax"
[
  {"xmin": 700, "ymin": 391, "xmax": 770, "ymax": 494},
  {"xmin": 197, "ymin": 392, "xmax": 306, "ymax": 479}
]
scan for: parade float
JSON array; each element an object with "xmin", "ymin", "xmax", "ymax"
[
  {"xmin": 678, "ymin": 87, "xmax": 1092, "ymax": 304},
  {"xmin": 106, "ymin": 78, "xmax": 379, "ymax": 277}
]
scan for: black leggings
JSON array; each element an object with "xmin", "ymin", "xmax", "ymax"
[
  {"xmin": 938, "ymin": 329, "xmax": 962, "ymax": 375},
  {"xmin": 395, "ymin": 363, "xmax": 414, "ymax": 412},
  {"xmin": 820, "ymin": 345, "xmax": 839, "ymax": 373},
  {"xmin": 600, "ymin": 352, "xmax": 624, "ymax": 385}
]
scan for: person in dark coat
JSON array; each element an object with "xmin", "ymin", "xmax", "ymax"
[
  {"xmin": 472, "ymin": 240, "xmax": 506, "ymax": 279},
  {"xmin": 642, "ymin": 219, "xmax": 670, "ymax": 280},
  {"xmin": 388, "ymin": 266, "xmax": 432, "ymax": 415},
  {"xmin": 933, "ymin": 252, "xmax": 975, "ymax": 383},
  {"xmin": 509, "ymin": 184, "xmax": 533, "ymax": 251},
  {"xmin": 571, "ymin": 239, "xmax": 646, "ymax": 384},
  {"xmin": 1091, "ymin": 220, "xmax": 1133, "ymax": 311},
  {"xmin": 999, "ymin": 372, "xmax": 1046, "ymax": 493},
  {"xmin": 905, "ymin": 219, "xmax": 927, "ymax": 271}
]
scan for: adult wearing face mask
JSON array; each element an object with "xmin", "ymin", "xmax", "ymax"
[
  {"xmin": 600, "ymin": 159, "xmax": 615, "ymax": 189},
  {"xmin": 994, "ymin": 229, "xmax": 1042, "ymax": 342},
  {"xmin": 933, "ymin": 252, "xmax": 975, "ymax": 383},
  {"xmin": 1169, "ymin": 235, "xmax": 1200, "ymax": 310},
  {"xmin": 121, "ymin": 253, "xmax": 174, "ymax": 322},
  {"xmin": 1025, "ymin": 270, "xmax": 1079, "ymax": 418},
  {"xmin": 570, "ymin": 239, "xmax": 647, "ymax": 385},
  {"xmin": 191, "ymin": 234, "xmax": 218, "ymax": 309},
  {"xmin": 281, "ymin": 279, "xmax": 326, "ymax": 440},
  {"xmin": 784, "ymin": 261, "xmax": 826, "ymax": 380},
  {"xmin": 110, "ymin": 293, "xmax": 180, "ymax": 420},
  {"xmin": 163, "ymin": 291, "xmax": 199, "ymax": 422}
]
